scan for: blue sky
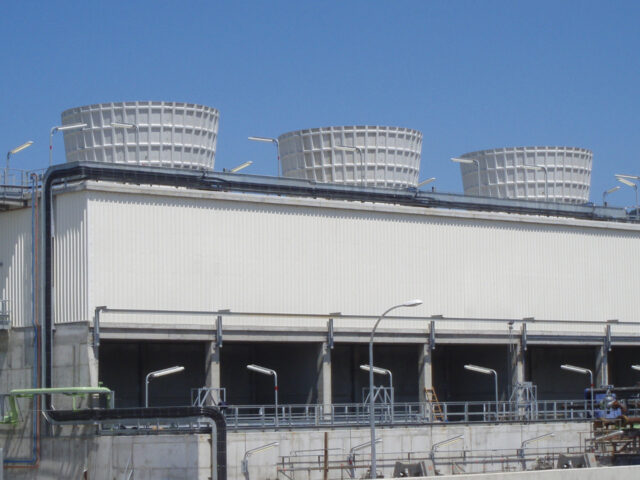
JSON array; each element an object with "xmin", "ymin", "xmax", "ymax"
[{"xmin": 2, "ymin": 1, "xmax": 639, "ymax": 205}]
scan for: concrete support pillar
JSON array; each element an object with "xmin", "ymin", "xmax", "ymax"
[
  {"xmin": 205, "ymin": 341, "xmax": 221, "ymax": 391},
  {"xmin": 418, "ymin": 343, "xmax": 433, "ymax": 401},
  {"xmin": 596, "ymin": 345, "xmax": 609, "ymax": 387},
  {"xmin": 317, "ymin": 342, "xmax": 332, "ymax": 409},
  {"xmin": 510, "ymin": 341, "xmax": 525, "ymax": 399}
]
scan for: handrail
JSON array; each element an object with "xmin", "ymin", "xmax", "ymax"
[{"xmin": 1, "ymin": 387, "xmax": 113, "ymax": 425}]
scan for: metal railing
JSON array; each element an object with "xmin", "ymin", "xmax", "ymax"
[{"xmin": 220, "ymin": 399, "xmax": 640, "ymax": 430}]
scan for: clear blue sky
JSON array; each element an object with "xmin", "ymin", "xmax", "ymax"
[{"xmin": 2, "ymin": 1, "xmax": 639, "ymax": 205}]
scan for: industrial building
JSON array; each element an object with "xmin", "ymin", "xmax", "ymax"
[{"xmin": 1, "ymin": 102, "xmax": 639, "ymax": 478}]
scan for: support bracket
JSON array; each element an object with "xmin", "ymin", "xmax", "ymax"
[
  {"xmin": 216, "ymin": 315, "xmax": 223, "ymax": 349},
  {"xmin": 521, "ymin": 322, "xmax": 527, "ymax": 352},
  {"xmin": 429, "ymin": 320, "xmax": 436, "ymax": 351},
  {"xmin": 327, "ymin": 318, "xmax": 334, "ymax": 350},
  {"xmin": 93, "ymin": 306, "xmax": 106, "ymax": 348}
]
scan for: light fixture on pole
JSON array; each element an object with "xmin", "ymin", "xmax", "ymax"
[
  {"xmin": 335, "ymin": 145, "xmax": 365, "ymax": 185},
  {"xmin": 367, "ymin": 299, "xmax": 422, "ymax": 479},
  {"xmin": 5, "ymin": 141, "xmax": 34, "ymax": 184},
  {"xmin": 144, "ymin": 365, "xmax": 185, "ymax": 407},
  {"xmin": 224, "ymin": 161, "xmax": 253, "ymax": 173},
  {"xmin": 451, "ymin": 157, "xmax": 482, "ymax": 196},
  {"xmin": 522, "ymin": 165, "xmax": 549, "ymax": 201},
  {"xmin": 247, "ymin": 364, "xmax": 279, "ymax": 427},
  {"xmin": 464, "ymin": 364, "xmax": 499, "ymax": 420},
  {"xmin": 603, "ymin": 186, "xmax": 621, "ymax": 206},
  {"xmin": 49, "ymin": 123, "xmax": 87, "ymax": 166},
  {"xmin": 111, "ymin": 122, "xmax": 140, "ymax": 163},
  {"xmin": 631, "ymin": 365, "xmax": 640, "ymax": 372},
  {"xmin": 561, "ymin": 364, "xmax": 594, "ymax": 418},
  {"xmin": 430, "ymin": 435, "xmax": 463, "ymax": 461},
  {"xmin": 241, "ymin": 442, "xmax": 279, "ymax": 480},
  {"xmin": 417, "ymin": 177, "xmax": 436, "ymax": 189},
  {"xmin": 616, "ymin": 176, "xmax": 639, "ymax": 217},
  {"xmin": 518, "ymin": 433, "xmax": 554, "ymax": 469},
  {"xmin": 248, "ymin": 136, "xmax": 279, "ymax": 176}
]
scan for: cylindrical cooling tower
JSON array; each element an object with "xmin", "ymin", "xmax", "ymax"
[
  {"xmin": 278, "ymin": 126, "xmax": 422, "ymax": 189},
  {"xmin": 457, "ymin": 146, "xmax": 592, "ymax": 204},
  {"xmin": 60, "ymin": 101, "xmax": 219, "ymax": 170}
]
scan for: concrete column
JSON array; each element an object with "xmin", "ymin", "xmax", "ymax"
[
  {"xmin": 596, "ymin": 345, "xmax": 609, "ymax": 387},
  {"xmin": 510, "ymin": 341, "xmax": 525, "ymax": 399},
  {"xmin": 317, "ymin": 342, "xmax": 332, "ymax": 409},
  {"xmin": 205, "ymin": 341, "xmax": 221, "ymax": 391},
  {"xmin": 418, "ymin": 343, "xmax": 433, "ymax": 401}
]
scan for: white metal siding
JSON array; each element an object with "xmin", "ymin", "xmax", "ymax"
[
  {"xmin": 0, "ymin": 208, "xmax": 32, "ymax": 328},
  {"xmin": 85, "ymin": 188, "xmax": 640, "ymax": 330},
  {"xmin": 52, "ymin": 192, "xmax": 89, "ymax": 324}
]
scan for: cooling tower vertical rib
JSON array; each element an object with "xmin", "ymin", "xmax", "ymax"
[
  {"xmin": 457, "ymin": 146, "xmax": 592, "ymax": 204},
  {"xmin": 60, "ymin": 101, "xmax": 220, "ymax": 171},
  {"xmin": 277, "ymin": 126, "xmax": 423, "ymax": 189}
]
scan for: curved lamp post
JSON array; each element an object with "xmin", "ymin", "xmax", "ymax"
[
  {"xmin": 335, "ymin": 145, "xmax": 365, "ymax": 185},
  {"xmin": 603, "ymin": 186, "xmax": 620, "ymax": 206},
  {"xmin": 111, "ymin": 122, "xmax": 139, "ymax": 163},
  {"xmin": 368, "ymin": 299, "xmax": 422, "ymax": 478},
  {"xmin": 5, "ymin": 141, "xmax": 33, "ymax": 184},
  {"xmin": 248, "ymin": 136, "xmax": 279, "ymax": 176},
  {"xmin": 518, "ymin": 433, "xmax": 554, "ymax": 470},
  {"xmin": 417, "ymin": 177, "xmax": 436, "ymax": 189},
  {"xmin": 451, "ymin": 157, "xmax": 481, "ymax": 196},
  {"xmin": 144, "ymin": 365, "xmax": 184, "ymax": 407},
  {"xmin": 561, "ymin": 364, "xmax": 593, "ymax": 418},
  {"xmin": 464, "ymin": 364, "xmax": 498, "ymax": 420},
  {"xmin": 241, "ymin": 442, "xmax": 279, "ymax": 480},
  {"xmin": 430, "ymin": 435, "xmax": 463, "ymax": 461},
  {"xmin": 247, "ymin": 364, "xmax": 279, "ymax": 427},
  {"xmin": 49, "ymin": 123, "xmax": 87, "ymax": 166}
]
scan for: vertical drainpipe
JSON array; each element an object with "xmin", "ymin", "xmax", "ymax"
[{"xmin": 4, "ymin": 174, "xmax": 40, "ymax": 467}]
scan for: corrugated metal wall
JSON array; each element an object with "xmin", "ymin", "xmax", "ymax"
[
  {"xmin": 52, "ymin": 192, "xmax": 89, "ymax": 324},
  {"xmin": 0, "ymin": 208, "xmax": 32, "ymax": 328},
  {"xmin": 85, "ymin": 187, "xmax": 640, "ymax": 328}
]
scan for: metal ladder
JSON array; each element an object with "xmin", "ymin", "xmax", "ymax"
[{"xmin": 424, "ymin": 388, "xmax": 444, "ymax": 421}]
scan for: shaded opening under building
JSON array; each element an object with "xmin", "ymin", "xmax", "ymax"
[
  {"xmin": 220, "ymin": 342, "xmax": 320, "ymax": 405},
  {"xmin": 331, "ymin": 343, "xmax": 420, "ymax": 403},
  {"xmin": 99, "ymin": 340, "xmax": 206, "ymax": 408}
]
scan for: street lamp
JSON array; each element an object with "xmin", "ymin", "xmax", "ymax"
[
  {"xmin": 451, "ymin": 157, "xmax": 481, "ymax": 196},
  {"xmin": 241, "ymin": 442, "xmax": 279, "ymax": 480},
  {"xmin": 417, "ymin": 177, "xmax": 436, "ymax": 189},
  {"xmin": 368, "ymin": 299, "xmax": 422, "ymax": 479},
  {"xmin": 144, "ymin": 365, "xmax": 185, "ymax": 407},
  {"xmin": 248, "ymin": 136, "xmax": 279, "ymax": 176},
  {"xmin": 631, "ymin": 365, "xmax": 640, "ymax": 372},
  {"xmin": 603, "ymin": 186, "xmax": 621, "ymax": 206},
  {"xmin": 522, "ymin": 165, "xmax": 549, "ymax": 201},
  {"xmin": 5, "ymin": 141, "xmax": 34, "ymax": 184},
  {"xmin": 430, "ymin": 435, "xmax": 463, "ymax": 461},
  {"xmin": 561, "ymin": 364, "xmax": 594, "ymax": 418},
  {"xmin": 224, "ymin": 161, "xmax": 253, "ymax": 173},
  {"xmin": 335, "ymin": 145, "xmax": 365, "ymax": 185},
  {"xmin": 616, "ymin": 176, "xmax": 639, "ymax": 217},
  {"xmin": 50, "ymin": 123, "xmax": 87, "ymax": 166},
  {"xmin": 247, "ymin": 364, "xmax": 279, "ymax": 427},
  {"xmin": 111, "ymin": 122, "xmax": 139, "ymax": 163},
  {"xmin": 464, "ymin": 364, "xmax": 499, "ymax": 420},
  {"xmin": 518, "ymin": 433, "xmax": 554, "ymax": 470}
]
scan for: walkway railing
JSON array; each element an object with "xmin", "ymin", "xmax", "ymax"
[{"xmin": 219, "ymin": 399, "xmax": 639, "ymax": 430}]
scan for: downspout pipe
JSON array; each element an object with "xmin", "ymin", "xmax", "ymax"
[{"xmin": 4, "ymin": 174, "xmax": 40, "ymax": 467}]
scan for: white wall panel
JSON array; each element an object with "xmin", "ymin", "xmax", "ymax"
[
  {"xmin": 84, "ymin": 187, "xmax": 640, "ymax": 331},
  {"xmin": 0, "ymin": 207, "xmax": 32, "ymax": 328},
  {"xmin": 52, "ymin": 192, "xmax": 89, "ymax": 324}
]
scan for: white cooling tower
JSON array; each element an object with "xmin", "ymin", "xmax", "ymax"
[
  {"xmin": 277, "ymin": 126, "xmax": 422, "ymax": 189},
  {"xmin": 60, "ymin": 101, "xmax": 219, "ymax": 170},
  {"xmin": 457, "ymin": 146, "xmax": 593, "ymax": 204}
]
